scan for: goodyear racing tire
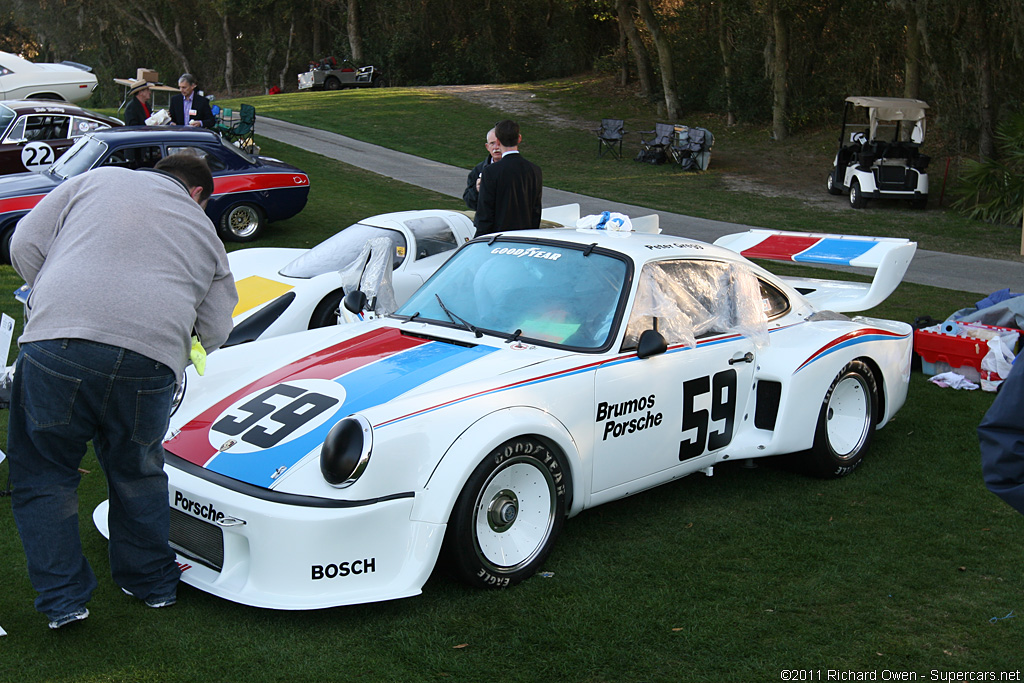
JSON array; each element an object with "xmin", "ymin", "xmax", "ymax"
[
  {"xmin": 849, "ymin": 179, "xmax": 867, "ymax": 209},
  {"xmin": 804, "ymin": 360, "xmax": 877, "ymax": 478},
  {"xmin": 446, "ymin": 436, "xmax": 567, "ymax": 588},
  {"xmin": 219, "ymin": 202, "xmax": 265, "ymax": 242},
  {"xmin": 827, "ymin": 170, "xmax": 842, "ymax": 195}
]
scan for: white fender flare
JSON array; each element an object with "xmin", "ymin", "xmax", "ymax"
[{"xmin": 410, "ymin": 406, "xmax": 583, "ymax": 526}]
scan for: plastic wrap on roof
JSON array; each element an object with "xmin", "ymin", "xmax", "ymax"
[
  {"xmin": 625, "ymin": 261, "xmax": 769, "ymax": 350},
  {"xmin": 339, "ymin": 237, "xmax": 398, "ymax": 316}
]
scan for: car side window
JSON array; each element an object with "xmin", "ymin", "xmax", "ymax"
[
  {"xmin": 2, "ymin": 117, "xmax": 26, "ymax": 143},
  {"xmin": 70, "ymin": 117, "xmax": 109, "ymax": 138},
  {"xmin": 404, "ymin": 216, "xmax": 458, "ymax": 259},
  {"xmin": 167, "ymin": 145, "xmax": 226, "ymax": 171},
  {"xmin": 621, "ymin": 259, "xmax": 769, "ymax": 352},
  {"xmin": 101, "ymin": 145, "xmax": 163, "ymax": 170},
  {"xmin": 759, "ymin": 278, "xmax": 790, "ymax": 319},
  {"xmin": 20, "ymin": 115, "xmax": 70, "ymax": 142}
]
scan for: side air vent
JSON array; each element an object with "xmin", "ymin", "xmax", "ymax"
[{"xmin": 754, "ymin": 381, "xmax": 782, "ymax": 431}]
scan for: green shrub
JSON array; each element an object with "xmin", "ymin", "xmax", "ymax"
[{"xmin": 952, "ymin": 111, "xmax": 1024, "ymax": 226}]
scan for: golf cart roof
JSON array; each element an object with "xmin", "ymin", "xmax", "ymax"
[{"xmin": 845, "ymin": 96, "xmax": 929, "ymax": 122}]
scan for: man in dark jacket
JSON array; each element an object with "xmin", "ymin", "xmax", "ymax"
[
  {"xmin": 170, "ymin": 73, "xmax": 215, "ymax": 129},
  {"xmin": 463, "ymin": 127, "xmax": 501, "ymax": 210},
  {"xmin": 123, "ymin": 80, "xmax": 152, "ymax": 126},
  {"xmin": 473, "ymin": 119, "xmax": 542, "ymax": 236},
  {"xmin": 979, "ymin": 353, "xmax": 1024, "ymax": 515}
]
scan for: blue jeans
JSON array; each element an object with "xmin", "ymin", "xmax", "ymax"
[{"xmin": 8, "ymin": 339, "xmax": 180, "ymax": 620}]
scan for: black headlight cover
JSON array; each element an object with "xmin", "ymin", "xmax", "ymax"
[{"xmin": 320, "ymin": 415, "xmax": 372, "ymax": 488}]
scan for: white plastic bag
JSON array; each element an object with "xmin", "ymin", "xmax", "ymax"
[
  {"xmin": 576, "ymin": 211, "xmax": 633, "ymax": 232},
  {"xmin": 145, "ymin": 108, "xmax": 171, "ymax": 126},
  {"xmin": 980, "ymin": 334, "xmax": 1018, "ymax": 392}
]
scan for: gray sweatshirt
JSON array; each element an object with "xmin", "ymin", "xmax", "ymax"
[{"xmin": 12, "ymin": 166, "xmax": 237, "ymax": 377}]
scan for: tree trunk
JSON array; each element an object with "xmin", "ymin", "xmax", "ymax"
[
  {"xmin": 279, "ymin": 11, "xmax": 296, "ymax": 91},
  {"xmin": 636, "ymin": 0, "xmax": 679, "ymax": 119},
  {"xmin": 111, "ymin": 3, "xmax": 191, "ymax": 76},
  {"xmin": 717, "ymin": 1, "xmax": 736, "ymax": 126},
  {"xmin": 348, "ymin": 0, "xmax": 363, "ymax": 63},
  {"xmin": 220, "ymin": 13, "xmax": 233, "ymax": 97},
  {"xmin": 769, "ymin": 0, "xmax": 788, "ymax": 141},
  {"xmin": 616, "ymin": 0, "xmax": 653, "ymax": 99},
  {"xmin": 617, "ymin": 20, "xmax": 628, "ymax": 87},
  {"xmin": 903, "ymin": 0, "xmax": 921, "ymax": 99}
]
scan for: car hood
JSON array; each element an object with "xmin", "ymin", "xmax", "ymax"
[
  {"xmin": 165, "ymin": 323, "xmax": 565, "ymax": 489},
  {"xmin": 0, "ymin": 171, "xmax": 61, "ymax": 202}
]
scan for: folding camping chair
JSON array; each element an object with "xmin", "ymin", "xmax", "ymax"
[
  {"xmin": 596, "ymin": 119, "xmax": 626, "ymax": 159},
  {"xmin": 669, "ymin": 125, "xmax": 714, "ymax": 171},
  {"xmin": 636, "ymin": 122, "xmax": 675, "ymax": 164},
  {"xmin": 216, "ymin": 103, "xmax": 257, "ymax": 153}
]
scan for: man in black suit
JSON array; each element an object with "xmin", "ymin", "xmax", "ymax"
[
  {"xmin": 463, "ymin": 127, "xmax": 501, "ymax": 210},
  {"xmin": 474, "ymin": 120, "xmax": 542, "ymax": 236},
  {"xmin": 170, "ymin": 73, "xmax": 215, "ymax": 129}
]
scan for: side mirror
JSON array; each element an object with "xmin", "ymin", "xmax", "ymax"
[
  {"xmin": 636, "ymin": 329, "xmax": 667, "ymax": 359},
  {"xmin": 343, "ymin": 289, "xmax": 368, "ymax": 314}
]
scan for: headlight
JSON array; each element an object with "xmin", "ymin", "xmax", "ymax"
[
  {"xmin": 320, "ymin": 415, "xmax": 372, "ymax": 488},
  {"xmin": 170, "ymin": 373, "xmax": 186, "ymax": 417}
]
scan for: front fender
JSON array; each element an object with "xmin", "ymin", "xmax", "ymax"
[{"xmin": 410, "ymin": 406, "xmax": 583, "ymax": 526}]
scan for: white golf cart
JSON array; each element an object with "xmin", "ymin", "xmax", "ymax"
[{"xmin": 827, "ymin": 96, "xmax": 930, "ymax": 210}]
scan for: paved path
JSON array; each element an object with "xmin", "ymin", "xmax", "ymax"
[{"xmin": 260, "ymin": 117, "xmax": 1023, "ymax": 296}]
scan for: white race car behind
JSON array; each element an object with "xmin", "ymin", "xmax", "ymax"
[
  {"xmin": 95, "ymin": 224, "xmax": 917, "ymax": 609},
  {"xmin": 225, "ymin": 205, "xmax": 583, "ymax": 345}
]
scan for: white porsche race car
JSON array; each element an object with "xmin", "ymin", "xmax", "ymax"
[
  {"xmin": 225, "ymin": 205, "xmax": 583, "ymax": 345},
  {"xmin": 95, "ymin": 224, "xmax": 916, "ymax": 609}
]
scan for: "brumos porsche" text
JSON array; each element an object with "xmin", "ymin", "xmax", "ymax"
[{"xmin": 596, "ymin": 394, "xmax": 663, "ymax": 440}]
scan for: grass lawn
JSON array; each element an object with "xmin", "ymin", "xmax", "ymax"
[
  {"xmin": 216, "ymin": 81, "xmax": 1023, "ymax": 262},
  {"xmin": 0, "ymin": 92, "xmax": 1020, "ymax": 682}
]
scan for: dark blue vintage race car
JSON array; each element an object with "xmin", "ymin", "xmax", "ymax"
[{"xmin": 0, "ymin": 126, "xmax": 309, "ymax": 262}]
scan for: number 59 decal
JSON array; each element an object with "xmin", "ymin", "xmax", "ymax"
[
  {"xmin": 679, "ymin": 369, "xmax": 737, "ymax": 461},
  {"xmin": 209, "ymin": 379, "xmax": 347, "ymax": 453}
]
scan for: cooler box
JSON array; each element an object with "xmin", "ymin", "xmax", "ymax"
[{"xmin": 914, "ymin": 322, "xmax": 1019, "ymax": 384}]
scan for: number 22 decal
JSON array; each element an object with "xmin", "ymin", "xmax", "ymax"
[{"xmin": 679, "ymin": 369, "xmax": 737, "ymax": 461}]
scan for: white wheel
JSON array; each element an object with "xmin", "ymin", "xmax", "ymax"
[
  {"xmin": 804, "ymin": 360, "xmax": 877, "ymax": 478},
  {"xmin": 446, "ymin": 437, "xmax": 567, "ymax": 588}
]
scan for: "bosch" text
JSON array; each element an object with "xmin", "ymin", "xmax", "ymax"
[{"xmin": 311, "ymin": 558, "xmax": 377, "ymax": 579}]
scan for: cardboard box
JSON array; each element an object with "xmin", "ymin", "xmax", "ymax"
[
  {"xmin": 914, "ymin": 323, "xmax": 1019, "ymax": 383},
  {"xmin": 136, "ymin": 68, "xmax": 158, "ymax": 83}
]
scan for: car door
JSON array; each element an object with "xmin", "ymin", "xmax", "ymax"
[
  {"xmin": 591, "ymin": 258, "xmax": 760, "ymax": 494},
  {"xmin": 0, "ymin": 113, "xmax": 71, "ymax": 173}
]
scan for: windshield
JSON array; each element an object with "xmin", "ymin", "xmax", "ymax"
[
  {"xmin": 280, "ymin": 223, "xmax": 407, "ymax": 278},
  {"xmin": 0, "ymin": 104, "xmax": 15, "ymax": 134},
  {"xmin": 395, "ymin": 239, "xmax": 630, "ymax": 351},
  {"xmin": 49, "ymin": 135, "xmax": 106, "ymax": 179}
]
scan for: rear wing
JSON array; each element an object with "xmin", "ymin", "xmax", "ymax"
[{"xmin": 714, "ymin": 229, "xmax": 916, "ymax": 313}]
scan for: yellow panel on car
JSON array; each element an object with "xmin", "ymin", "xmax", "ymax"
[{"xmin": 233, "ymin": 276, "xmax": 295, "ymax": 316}]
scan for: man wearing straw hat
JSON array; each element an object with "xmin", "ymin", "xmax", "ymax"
[{"xmin": 123, "ymin": 79, "xmax": 152, "ymax": 126}]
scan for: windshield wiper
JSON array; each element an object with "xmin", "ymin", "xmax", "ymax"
[{"xmin": 435, "ymin": 294, "xmax": 483, "ymax": 338}]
